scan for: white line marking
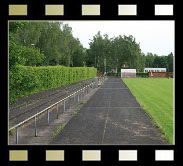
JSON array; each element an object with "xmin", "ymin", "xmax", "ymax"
[
  {"xmin": 85, "ymin": 107, "xmax": 141, "ymax": 109},
  {"xmin": 102, "ymin": 96, "xmax": 111, "ymax": 144},
  {"xmin": 100, "ymin": 88, "xmax": 128, "ymax": 89}
]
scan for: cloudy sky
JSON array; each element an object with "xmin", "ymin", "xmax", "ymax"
[{"xmin": 62, "ymin": 21, "xmax": 174, "ymax": 56}]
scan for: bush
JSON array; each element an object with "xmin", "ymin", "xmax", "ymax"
[
  {"xmin": 107, "ymin": 72, "xmax": 149, "ymax": 78},
  {"xmin": 136, "ymin": 72, "xmax": 148, "ymax": 78},
  {"xmin": 21, "ymin": 46, "xmax": 45, "ymax": 66},
  {"xmin": 107, "ymin": 72, "xmax": 121, "ymax": 77},
  {"xmin": 9, "ymin": 41, "xmax": 26, "ymax": 70},
  {"xmin": 9, "ymin": 65, "xmax": 97, "ymax": 104}
]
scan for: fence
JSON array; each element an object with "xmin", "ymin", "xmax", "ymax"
[
  {"xmin": 148, "ymin": 72, "xmax": 174, "ymax": 78},
  {"xmin": 9, "ymin": 77, "xmax": 106, "ymax": 144}
]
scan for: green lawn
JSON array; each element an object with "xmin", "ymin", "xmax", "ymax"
[{"xmin": 122, "ymin": 78, "xmax": 174, "ymax": 144}]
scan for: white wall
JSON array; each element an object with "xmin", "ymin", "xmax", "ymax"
[
  {"xmin": 121, "ymin": 69, "xmax": 136, "ymax": 73},
  {"xmin": 144, "ymin": 68, "xmax": 166, "ymax": 72},
  {"xmin": 121, "ymin": 69, "xmax": 136, "ymax": 78}
]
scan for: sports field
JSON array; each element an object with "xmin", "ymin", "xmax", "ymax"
[{"xmin": 123, "ymin": 78, "xmax": 174, "ymax": 144}]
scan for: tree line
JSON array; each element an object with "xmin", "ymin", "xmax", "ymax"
[
  {"xmin": 87, "ymin": 32, "xmax": 145, "ymax": 73},
  {"xmin": 87, "ymin": 32, "xmax": 173, "ymax": 73},
  {"xmin": 9, "ymin": 21, "xmax": 86, "ymax": 69},
  {"xmin": 9, "ymin": 21, "xmax": 174, "ymax": 73},
  {"xmin": 145, "ymin": 52, "xmax": 173, "ymax": 72}
]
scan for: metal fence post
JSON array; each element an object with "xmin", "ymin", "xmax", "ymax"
[
  {"xmin": 16, "ymin": 127, "xmax": 18, "ymax": 144},
  {"xmin": 64, "ymin": 100, "xmax": 66, "ymax": 112},
  {"xmin": 74, "ymin": 93, "xmax": 76, "ymax": 104},
  {"xmin": 35, "ymin": 116, "xmax": 37, "ymax": 137},
  {"xmin": 95, "ymin": 77, "xmax": 98, "ymax": 88},
  {"xmin": 69, "ymin": 96, "xmax": 71, "ymax": 108},
  {"xmin": 56, "ymin": 104, "xmax": 59, "ymax": 119},
  {"xmin": 10, "ymin": 82, "xmax": 103, "ymax": 145},
  {"xmin": 47, "ymin": 110, "xmax": 50, "ymax": 125},
  {"xmin": 68, "ymin": 97, "xmax": 70, "ymax": 108}
]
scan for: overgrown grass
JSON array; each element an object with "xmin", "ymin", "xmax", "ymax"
[
  {"xmin": 77, "ymin": 101, "xmax": 87, "ymax": 105},
  {"xmin": 51, "ymin": 123, "xmax": 66, "ymax": 138},
  {"xmin": 9, "ymin": 128, "xmax": 16, "ymax": 135},
  {"xmin": 72, "ymin": 112, "xmax": 77, "ymax": 116},
  {"xmin": 76, "ymin": 107, "xmax": 80, "ymax": 111},
  {"xmin": 123, "ymin": 78, "xmax": 174, "ymax": 144}
]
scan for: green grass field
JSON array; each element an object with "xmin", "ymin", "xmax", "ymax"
[{"xmin": 122, "ymin": 78, "xmax": 174, "ymax": 144}]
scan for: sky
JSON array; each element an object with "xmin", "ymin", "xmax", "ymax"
[{"xmin": 62, "ymin": 21, "xmax": 174, "ymax": 56}]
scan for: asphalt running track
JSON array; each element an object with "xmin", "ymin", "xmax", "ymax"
[{"xmin": 51, "ymin": 78, "xmax": 167, "ymax": 145}]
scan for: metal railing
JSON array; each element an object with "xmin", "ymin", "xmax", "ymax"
[{"xmin": 9, "ymin": 77, "xmax": 106, "ymax": 144}]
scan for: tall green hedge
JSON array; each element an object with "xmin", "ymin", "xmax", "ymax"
[
  {"xmin": 136, "ymin": 72, "xmax": 148, "ymax": 78},
  {"xmin": 107, "ymin": 72, "xmax": 121, "ymax": 77},
  {"xmin": 9, "ymin": 65, "xmax": 97, "ymax": 104}
]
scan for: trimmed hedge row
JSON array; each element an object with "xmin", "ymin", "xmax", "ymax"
[
  {"xmin": 107, "ymin": 72, "xmax": 149, "ymax": 78},
  {"xmin": 136, "ymin": 72, "xmax": 148, "ymax": 78},
  {"xmin": 9, "ymin": 65, "xmax": 97, "ymax": 104},
  {"xmin": 107, "ymin": 72, "xmax": 121, "ymax": 77}
]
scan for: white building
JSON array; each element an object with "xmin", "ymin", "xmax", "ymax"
[
  {"xmin": 121, "ymin": 69, "xmax": 136, "ymax": 78},
  {"xmin": 144, "ymin": 68, "xmax": 166, "ymax": 73}
]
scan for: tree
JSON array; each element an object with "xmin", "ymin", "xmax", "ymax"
[
  {"xmin": 87, "ymin": 33, "xmax": 145, "ymax": 73},
  {"xmin": 145, "ymin": 53, "xmax": 155, "ymax": 67},
  {"xmin": 153, "ymin": 55, "xmax": 167, "ymax": 68},
  {"xmin": 144, "ymin": 52, "xmax": 173, "ymax": 72},
  {"xmin": 13, "ymin": 22, "xmax": 87, "ymax": 67},
  {"xmin": 9, "ymin": 22, "xmax": 28, "ymax": 69},
  {"xmin": 72, "ymin": 39, "xmax": 87, "ymax": 67},
  {"xmin": 21, "ymin": 46, "xmax": 45, "ymax": 66},
  {"xmin": 167, "ymin": 52, "xmax": 174, "ymax": 72}
]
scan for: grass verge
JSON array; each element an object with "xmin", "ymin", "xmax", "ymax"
[
  {"xmin": 9, "ymin": 128, "xmax": 16, "ymax": 135},
  {"xmin": 123, "ymin": 78, "xmax": 174, "ymax": 144},
  {"xmin": 51, "ymin": 123, "xmax": 66, "ymax": 139}
]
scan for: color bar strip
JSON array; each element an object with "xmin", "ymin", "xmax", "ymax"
[
  {"xmin": 155, "ymin": 5, "xmax": 173, "ymax": 15},
  {"xmin": 9, "ymin": 150, "xmax": 28, "ymax": 161},
  {"xmin": 46, "ymin": 150, "xmax": 64, "ymax": 161},
  {"xmin": 9, "ymin": 5, "xmax": 27, "ymax": 16},
  {"xmin": 82, "ymin": 150, "xmax": 101, "ymax": 161},
  {"xmin": 45, "ymin": 5, "xmax": 64, "ymax": 15},
  {"xmin": 82, "ymin": 5, "xmax": 100, "ymax": 16},
  {"xmin": 155, "ymin": 150, "xmax": 174, "ymax": 161},
  {"xmin": 118, "ymin": 5, "xmax": 137, "ymax": 15},
  {"xmin": 119, "ymin": 150, "xmax": 137, "ymax": 161}
]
